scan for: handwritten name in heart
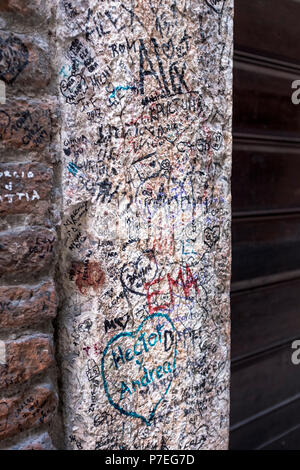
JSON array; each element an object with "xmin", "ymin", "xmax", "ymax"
[{"xmin": 101, "ymin": 313, "xmax": 177, "ymax": 426}]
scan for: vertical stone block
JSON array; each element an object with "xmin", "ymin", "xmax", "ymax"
[{"xmin": 58, "ymin": 0, "xmax": 233, "ymax": 450}]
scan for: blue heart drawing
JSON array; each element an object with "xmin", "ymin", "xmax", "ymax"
[{"xmin": 101, "ymin": 313, "xmax": 177, "ymax": 426}]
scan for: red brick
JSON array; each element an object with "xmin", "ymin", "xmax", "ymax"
[
  {"xmin": 0, "ymin": 386, "xmax": 57, "ymax": 441},
  {"xmin": 0, "ymin": 100, "xmax": 51, "ymax": 150},
  {"xmin": 0, "ymin": 162, "xmax": 53, "ymax": 215},
  {"xmin": 0, "ymin": 281, "xmax": 57, "ymax": 330},
  {"xmin": 0, "ymin": 0, "xmax": 51, "ymax": 18},
  {"xmin": 0, "ymin": 336, "xmax": 54, "ymax": 390},
  {"xmin": 0, "ymin": 32, "xmax": 51, "ymax": 89},
  {"xmin": 0, "ymin": 228, "xmax": 56, "ymax": 279}
]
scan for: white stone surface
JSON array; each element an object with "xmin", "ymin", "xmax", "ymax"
[{"xmin": 57, "ymin": 0, "xmax": 233, "ymax": 450}]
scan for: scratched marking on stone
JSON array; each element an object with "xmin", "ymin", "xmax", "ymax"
[
  {"xmin": 0, "ymin": 81, "xmax": 5, "ymax": 104},
  {"xmin": 0, "ymin": 341, "xmax": 6, "ymax": 364}
]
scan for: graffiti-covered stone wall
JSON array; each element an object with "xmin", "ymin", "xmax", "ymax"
[
  {"xmin": 57, "ymin": 0, "xmax": 233, "ymax": 450},
  {"xmin": 0, "ymin": 0, "xmax": 62, "ymax": 450}
]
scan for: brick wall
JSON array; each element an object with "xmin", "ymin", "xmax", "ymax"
[{"xmin": 0, "ymin": 0, "xmax": 61, "ymax": 450}]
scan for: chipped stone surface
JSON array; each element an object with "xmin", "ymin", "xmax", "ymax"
[
  {"xmin": 57, "ymin": 0, "xmax": 233, "ymax": 450},
  {"xmin": 9, "ymin": 432, "xmax": 55, "ymax": 450}
]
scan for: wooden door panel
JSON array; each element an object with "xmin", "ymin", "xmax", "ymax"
[
  {"xmin": 230, "ymin": 396, "xmax": 300, "ymax": 449},
  {"xmin": 232, "ymin": 147, "xmax": 300, "ymax": 214},
  {"xmin": 261, "ymin": 426, "xmax": 300, "ymax": 450},
  {"xmin": 235, "ymin": 0, "xmax": 300, "ymax": 64},
  {"xmin": 232, "ymin": 216, "xmax": 300, "ymax": 283},
  {"xmin": 231, "ymin": 0, "xmax": 300, "ymax": 449},
  {"xmin": 231, "ymin": 344, "xmax": 300, "ymax": 425},
  {"xmin": 233, "ymin": 64, "xmax": 300, "ymax": 137},
  {"xmin": 231, "ymin": 279, "xmax": 300, "ymax": 360}
]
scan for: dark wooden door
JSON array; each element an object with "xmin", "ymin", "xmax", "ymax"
[{"xmin": 230, "ymin": 0, "xmax": 300, "ymax": 449}]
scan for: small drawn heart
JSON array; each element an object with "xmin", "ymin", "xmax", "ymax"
[
  {"xmin": 101, "ymin": 313, "xmax": 177, "ymax": 426},
  {"xmin": 204, "ymin": 225, "xmax": 220, "ymax": 248},
  {"xmin": 205, "ymin": 0, "xmax": 225, "ymax": 14},
  {"xmin": 120, "ymin": 250, "xmax": 158, "ymax": 296},
  {"xmin": 0, "ymin": 35, "xmax": 29, "ymax": 84}
]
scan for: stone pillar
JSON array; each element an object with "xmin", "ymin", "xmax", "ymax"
[
  {"xmin": 57, "ymin": 0, "xmax": 233, "ymax": 450},
  {"xmin": 0, "ymin": 1, "xmax": 61, "ymax": 450}
]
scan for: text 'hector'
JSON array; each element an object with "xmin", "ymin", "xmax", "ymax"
[{"xmin": 101, "ymin": 313, "xmax": 177, "ymax": 425}]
